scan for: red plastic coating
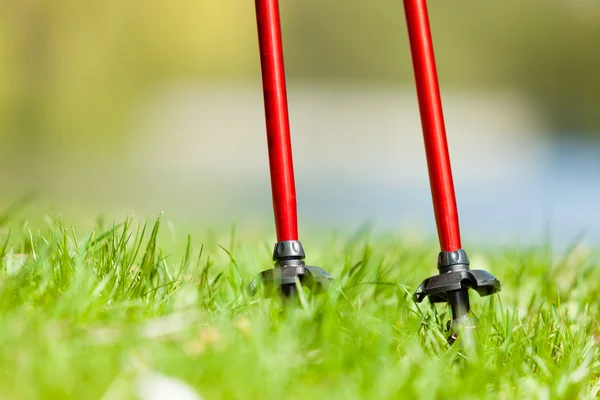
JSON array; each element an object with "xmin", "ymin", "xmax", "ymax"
[
  {"xmin": 255, "ymin": 0, "xmax": 299, "ymax": 242},
  {"xmin": 403, "ymin": 0, "xmax": 462, "ymax": 252}
]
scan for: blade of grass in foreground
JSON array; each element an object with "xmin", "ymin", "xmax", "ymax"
[{"xmin": 0, "ymin": 214, "xmax": 595, "ymax": 398}]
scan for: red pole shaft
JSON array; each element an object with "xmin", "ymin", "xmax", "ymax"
[
  {"xmin": 255, "ymin": 0, "xmax": 299, "ymax": 242},
  {"xmin": 403, "ymin": 0, "xmax": 462, "ymax": 252}
]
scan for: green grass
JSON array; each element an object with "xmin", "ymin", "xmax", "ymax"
[{"xmin": 0, "ymin": 212, "xmax": 598, "ymax": 399}]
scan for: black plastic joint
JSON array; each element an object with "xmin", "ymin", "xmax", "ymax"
[
  {"xmin": 438, "ymin": 249, "xmax": 470, "ymax": 273},
  {"xmin": 247, "ymin": 240, "xmax": 333, "ymax": 297},
  {"xmin": 413, "ymin": 248, "xmax": 501, "ymax": 304},
  {"xmin": 273, "ymin": 240, "xmax": 306, "ymax": 261}
]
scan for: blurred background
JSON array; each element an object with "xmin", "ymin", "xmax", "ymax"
[{"xmin": 0, "ymin": 0, "xmax": 599, "ymax": 249}]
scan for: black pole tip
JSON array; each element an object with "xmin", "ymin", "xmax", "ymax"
[
  {"xmin": 414, "ymin": 249, "xmax": 501, "ymax": 345},
  {"xmin": 248, "ymin": 240, "xmax": 333, "ymax": 298}
]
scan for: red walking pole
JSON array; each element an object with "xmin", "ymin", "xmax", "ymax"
[
  {"xmin": 404, "ymin": 0, "xmax": 461, "ymax": 253},
  {"xmin": 404, "ymin": 0, "xmax": 501, "ymax": 343},
  {"xmin": 255, "ymin": 0, "xmax": 298, "ymax": 243},
  {"xmin": 250, "ymin": 0, "xmax": 331, "ymax": 298}
]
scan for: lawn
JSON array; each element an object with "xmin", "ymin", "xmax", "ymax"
[{"xmin": 0, "ymin": 211, "xmax": 598, "ymax": 399}]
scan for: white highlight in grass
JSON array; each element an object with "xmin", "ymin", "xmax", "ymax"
[{"xmin": 136, "ymin": 372, "xmax": 202, "ymax": 400}]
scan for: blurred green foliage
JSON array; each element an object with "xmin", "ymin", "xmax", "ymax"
[
  {"xmin": 0, "ymin": 0, "xmax": 258, "ymax": 160},
  {"xmin": 284, "ymin": 0, "xmax": 600, "ymax": 136},
  {"xmin": 0, "ymin": 0, "xmax": 598, "ymax": 159}
]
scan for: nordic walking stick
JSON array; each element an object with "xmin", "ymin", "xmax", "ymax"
[
  {"xmin": 249, "ymin": 0, "xmax": 332, "ymax": 298},
  {"xmin": 403, "ymin": 0, "xmax": 501, "ymax": 344}
]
